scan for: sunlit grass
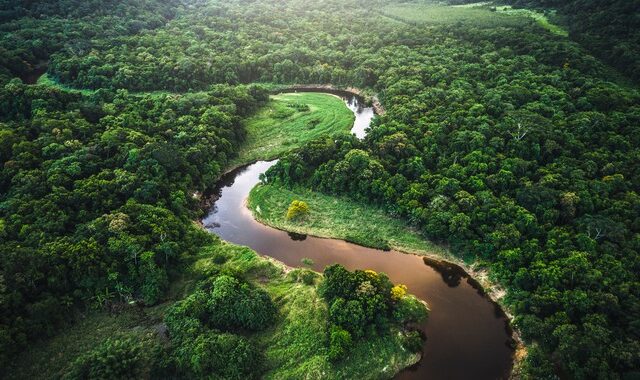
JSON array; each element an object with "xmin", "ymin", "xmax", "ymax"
[
  {"xmin": 248, "ymin": 183, "xmax": 448, "ymax": 257},
  {"xmin": 381, "ymin": 2, "xmax": 567, "ymax": 36},
  {"xmin": 494, "ymin": 5, "xmax": 568, "ymax": 36},
  {"xmin": 230, "ymin": 92, "xmax": 354, "ymax": 169},
  {"xmin": 381, "ymin": 3, "xmax": 525, "ymax": 27}
]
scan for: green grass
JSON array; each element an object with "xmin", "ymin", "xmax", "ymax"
[
  {"xmin": 381, "ymin": 3, "xmax": 526, "ymax": 27},
  {"xmin": 6, "ymin": 309, "xmax": 157, "ymax": 379},
  {"xmin": 248, "ymin": 183, "xmax": 449, "ymax": 258},
  {"xmin": 36, "ymin": 73, "xmax": 95, "ymax": 95},
  {"xmin": 9, "ymin": 241, "xmax": 419, "ymax": 379},
  {"xmin": 230, "ymin": 92, "xmax": 354, "ymax": 168},
  {"xmin": 36, "ymin": 73, "xmax": 202, "ymax": 98},
  {"xmin": 494, "ymin": 5, "xmax": 568, "ymax": 36},
  {"xmin": 381, "ymin": 2, "xmax": 567, "ymax": 36}
]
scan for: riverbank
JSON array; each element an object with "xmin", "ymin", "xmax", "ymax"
[
  {"xmin": 247, "ymin": 182, "xmax": 526, "ymax": 377},
  {"xmin": 248, "ymin": 183, "xmax": 447, "ymax": 256},
  {"xmin": 7, "ymin": 239, "xmax": 423, "ymax": 379},
  {"xmin": 229, "ymin": 92, "xmax": 354, "ymax": 168},
  {"xmin": 268, "ymin": 84, "xmax": 385, "ymax": 115}
]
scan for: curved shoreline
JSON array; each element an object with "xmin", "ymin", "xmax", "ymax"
[
  {"xmin": 202, "ymin": 91, "xmax": 522, "ymax": 379},
  {"xmin": 244, "ymin": 186, "xmax": 525, "ymax": 378},
  {"xmin": 271, "ymin": 84, "xmax": 385, "ymax": 115}
]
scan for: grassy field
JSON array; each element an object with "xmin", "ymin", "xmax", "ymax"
[
  {"xmin": 381, "ymin": 3, "xmax": 525, "ymax": 27},
  {"xmin": 8, "ymin": 241, "xmax": 419, "ymax": 379},
  {"xmin": 494, "ymin": 5, "xmax": 567, "ymax": 36},
  {"xmin": 248, "ymin": 183, "xmax": 449, "ymax": 257},
  {"xmin": 381, "ymin": 2, "xmax": 567, "ymax": 36},
  {"xmin": 230, "ymin": 92, "xmax": 354, "ymax": 168}
]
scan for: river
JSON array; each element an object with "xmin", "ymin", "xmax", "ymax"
[{"xmin": 203, "ymin": 93, "xmax": 515, "ymax": 379}]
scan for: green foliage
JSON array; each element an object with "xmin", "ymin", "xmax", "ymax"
[
  {"xmin": 177, "ymin": 333, "xmax": 261, "ymax": 380},
  {"xmin": 163, "ymin": 273, "xmax": 274, "ymax": 379},
  {"xmin": 232, "ymin": 92, "xmax": 354, "ymax": 167},
  {"xmin": 328, "ymin": 326, "xmax": 352, "ymax": 362},
  {"xmin": 319, "ymin": 265, "xmax": 427, "ymax": 360},
  {"xmin": 1, "ymin": 0, "xmax": 639, "ymax": 377},
  {"xmin": 0, "ymin": 80, "xmax": 266, "ymax": 364},
  {"xmin": 206, "ymin": 275, "xmax": 277, "ymax": 331},
  {"xmin": 393, "ymin": 296, "xmax": 428, "ymax": 325},
  {"xmin": 286, "ymin": 200, "xmax": 310, "ymax": 221},
  {"xmin": 257, "ymin": 1, "xmax": 640, "ymax": 376},
  {"xmin": 507, "ymin": 0, "xmax": 640, "ymax": 82},
  {"xmin": 401, "ymin": 331, "xmax": 424, "ymax": 353},
  {"xmin": 62, "ymin": 334, "xmax": 160, "ymax": 380},
  {"xmin": 166, "ymin": 275, "xmax": 276, "ymax": 333}
]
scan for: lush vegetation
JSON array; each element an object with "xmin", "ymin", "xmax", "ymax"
[
  {"xmin": 249, "ymin": 182, "xmax": 446, "ymax": 255},
  {"xmin": 231, "ymin": 92, "xmax": 354, "ymax": 167},
  {"xmin": 7, "ymin": 243, "xmax": 426, "ymax": 379},
  {"xmin": 0, "ymin": 80, "xmax": 268, "ymax": 366},
  {"xmin": 506, "ymin": 0, "xmax": 640, "ymax": 83},
  {"xmin": 320, "ymin": 264, "xmax": 427, "ymax": 361},
  {"xmin": 1, "ymin": 0, "xmax": 639, "ymax": 378}
]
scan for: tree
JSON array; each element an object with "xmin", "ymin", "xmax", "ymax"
[{"xmin": 286, "ymin": 200, "xmax": 309, "ymax": 221}]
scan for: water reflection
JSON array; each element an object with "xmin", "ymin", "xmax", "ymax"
[{"xmin": 287, "ymin": 231, "xmax": 308, "ymax": 241}]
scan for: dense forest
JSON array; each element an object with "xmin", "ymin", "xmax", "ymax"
[
  {"xmin": 506, "ymin": 0, "xmax": 640, "ymax": 83},
  {"xmin": 1, "ymin": 0, "xmax": 639, "ymax": 378}
]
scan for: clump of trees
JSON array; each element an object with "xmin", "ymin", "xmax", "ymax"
[
  {"xmin": 163, "ymin": 274, "xmax": 276, "ymax": 378},
  {"xmin": 62, "ymin": 334, "xmax": 163, "ymax": 380},
  {"xmin": 319, "ymin": 265, "xmax": 427, "ymax": 361},
  {"xmin": 286, "ymin": 200, "xmax": 310, "ymax": 220}
]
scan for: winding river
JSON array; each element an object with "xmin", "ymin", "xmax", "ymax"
[{"xmin": 203, "ymin": 93, "xmax": 515, "ymax": 379}]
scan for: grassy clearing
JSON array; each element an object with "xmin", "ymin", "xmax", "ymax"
[
  {"xmin": 381, "ymin": 2, "xmax": 566, "ymax": 36},
  {"xmin": 36, "ymin": 73, "xmax": 201, "ymax": 97},
  {"xmin": 9, "ymin": 241, "xmax": 418, "ymax": 379},
  {"xmin": 381, "ymin": 3, "xmax": 525, "ymax": 27},
  {"xmin": 494, "ymin": 5, "xmax": 567, "ymax": 36},
  {"xmin": 36, "ymin": 73, "xmax": 95, "ymax": 95},
  {"xmin": 248, "ymin": 183, "xmax": 448, "ymax": 257},
  {"xmin": 231, "ymin": 92, "xmax": 354, "ymax": 168}
]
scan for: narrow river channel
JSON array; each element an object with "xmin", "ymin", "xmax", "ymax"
[{"xmin": 203, "ymin": 93, "xmax": 515, "ymax": 379}]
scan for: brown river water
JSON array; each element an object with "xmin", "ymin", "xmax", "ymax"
[{"xmin": 203, "ymin": 93, "xmax": 514, "ymax": 379}]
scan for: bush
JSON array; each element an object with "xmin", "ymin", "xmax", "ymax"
[
  {"xmin": 393, "ymin": 295, "xmax": 428, "ymax": 324},
  {"xmin": 328, "ymin": 325, "xmax": 352, "ymax": 362},
  {"xmin": 206, "ymin": 275, "xmax": 277, "ymax": 331},
  {"xmin": 286, "ymin": 200, "xmax": 309, "ymax": 220},
  {"xmin": 402, "ymin": 330, "xmax": 423, "ymax": 353},
  {"xmin": 63, "ymin": 334, "xmax": 160, "ymax": 380},
  {"xmin": 185, "ymin": 333, "xmax": 261, "ymax": 379}
]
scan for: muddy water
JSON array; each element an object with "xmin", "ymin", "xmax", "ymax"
[{"xmin": 203, "ymin": 95, "xmax": 514, "ymax": 379}]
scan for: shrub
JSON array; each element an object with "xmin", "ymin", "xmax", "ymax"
[
  {"xmin": 390, "ymin": 284, "xmax": 408, "ymax": 301},
  {"xmin": 328, "ymin": 325, "xmax": 352, "ymax": 362},
  {"xmin": 393, "ymin": 295, "xmax": 428, "ymax": 324},
  {"xmin": 63, "ymin": 334, "xmax": 160, "ymax": 380},
  {"xmin": 186, "ymin": 333, "xmax": 261, "ymax": 379},
  {"xmin": 402, "ymin": 330, "xmax": 424, "ymax": 353},
  {"xmin": 286, "ymin": 200, "xmax": 309, "ymax": 220},
  {"xmin": 206, "ymin": 275, "xmax": 277, "ymax": 331}
]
